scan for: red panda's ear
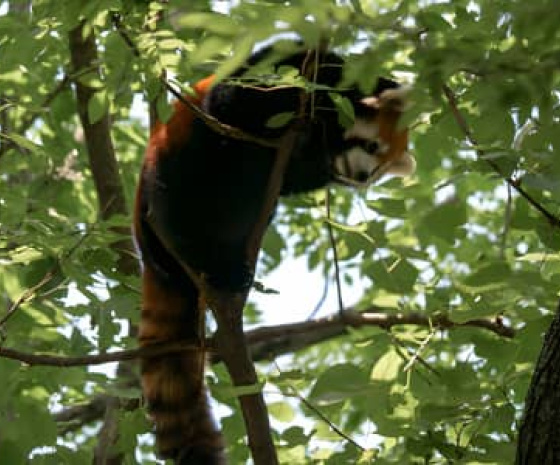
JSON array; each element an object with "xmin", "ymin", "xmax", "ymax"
[
  {"xmin": 360, "ymin": 96, "xmax": 380, "ymax": 109},
  {"xmin": 373, "ymin": 76, "xmax": 400, "ymax": 95},
  {"xmin": 362, "ymin": 86, "xmax": 410, "ymax": 113},
  {"xmin": 379, "ymin": 86, "xmax": 411, "ymax": 112}
]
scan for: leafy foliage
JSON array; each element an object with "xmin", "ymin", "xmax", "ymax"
[{"xmin": 1, "ymin": 0, "xmax": 559, "ymax": 463}]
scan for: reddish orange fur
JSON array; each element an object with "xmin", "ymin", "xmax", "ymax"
[
  {"xmin": 377, "ymin": 107, "xmax": 409, "ymax": 166},
  {"xmin": 133, "ymin": 49, "xmax": 411, "ymax": 464},
  {"xmin": 134, "ymin": 76, "xmax": 225, "ymax": 463},
  {"xmin": 145, "ymin": 75, "xmax": 216, "ymax": 166}
]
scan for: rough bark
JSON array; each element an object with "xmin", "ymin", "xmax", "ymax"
[
  {"xmin": 516, "ymin": 300, "xmax": 560, "ymax": 464},
  {"xmin": 210, "ymin": 290, "xmax": 279, "ymax": 465},
  {"xmin": 201, "ymin": 129, "xmax": 300, "ymax": 465},
  {"xmin": 68, "ymin": 21, "xmax": 138, "ymax": 465}
]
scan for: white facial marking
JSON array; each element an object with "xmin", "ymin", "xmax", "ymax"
[
  {"xmin": 360, "ymin": 96, "xmax": 380, "ymax": 109},
  {"xmin": 386, "ymin": 151, "xmax": 416, "ymax": 176},
  {"xmin": 344, "ymin": 117, "xmax": 378, "ymax": 141},
  {"xmin": 335, "ymin": 87, "xmax": 413, "ymax": 186},
  {"xmin": 380, "ymin": 85, "xmax": 411, "ymax": 100},
  {"xmin": 377, "ymin": 86, "xmax": 411, "ymax": 111},
  {"xmin": 334, "ymin": 147, "xmax": 381, "ymax": 179}
]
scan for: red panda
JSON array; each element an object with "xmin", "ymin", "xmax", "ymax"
[{"xmin": 133, "ymin": 44, "xmax": 413, "ymax": 464}]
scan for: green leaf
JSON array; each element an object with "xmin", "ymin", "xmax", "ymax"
[
  {"xmin": 370, "ymin": 349, "xmax": 403, "ymax": 381},
  {"xmin": 266, "ymin": 111, "xmax": 295, "ymax": 128},
  {"xmin": 461, "ymin": 262, "xmax": 511, "ymax": 291},
  {"xmin": 268, "ymin": 401, "xmax": 296, "ymax": 422},
  {"xmin": 418, "ymin": 200, "xmax": 467, "ymax": 244},
  {"xmin": 366, "ymin": 256, "xmax": 419, "ymax": 293},
  {"xmin": 87, "ymin": 90, "xmax": 108, "ymax": 124},
  {"xmin": 7, "ymin": 246, "xmax": 43, "ymax": 264},
  {"xmin": 156, "ymin": 95, "xmax": 174, "ymax": 124},
  {"xmin": 309, "ymin": 364, "xmax": 368, "ymax": 404},
  {"xmin": 0, "ymin": 440, "xmax": 22, "ymax": 465},
  {"xmin": 179, "ymin": 13, "xmax": 240, "ymax": 36},
  {"xmin": 329, "ymin": 92, "xmax": 355, "ymax": 128},
  {"xmin": 2, "ymin": 133, "xmax": 41, "ymax": 153},
  {"xmin": 368, "ymin": 197, "xmax": 407, "ymax": 218},
  {"xmin": 281, "ymin": 426, "xmax": 310, "ymax": 447}
]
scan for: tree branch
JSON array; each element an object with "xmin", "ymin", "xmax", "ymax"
[
  {"xmin": 55, "ymin": 395, "xmax": 112, "ymax": 435},
  {"xmin": 111, "ymin": 14, "xmax": 280, "ymax": 149},
  {"xmin": 68, "ymin": 23, "xmax": 138, "ymax": 274},
  {"xmin": 41, "ymin": 306, "xmax": 514, "ymax": 440},
  {"xmin": 442, "ymin": 84, "xmax": 560, "ymax": 228},
  {"xmin": 68, "ymin": 20, "xmax": 139, "ymax": 465},
  {"xmin": 516, "ymin": 299, "xmax": 560, "ymax": 464},
  {"xmin": 243, "ymin": 308, "xmax": 515, "ymax": 362},
  {"xmin": 201, "ymin": 68, "xmax": 310, "ymax": 465},
  {"xmin": 207, "ymin": 48, "xmax": 331, "ymax": 465},
  {"xmin": 0, "ymin": 340, "xmax": 198, "ymax": 367},
  {"xmin": 163, "ymin": 80, "xmax": 281, "ymax": 149},
  {"xmin": 0, "ymin": 308, "xmax": 514, "ymax": 368},
  {"xmin": 0, "ymin": 228, "xmax": 90, "ymax": 330}
]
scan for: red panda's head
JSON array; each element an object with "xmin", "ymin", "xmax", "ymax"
[{"xmin": 334, "ymin": 83, "xmax": 414, "ymax": 186}]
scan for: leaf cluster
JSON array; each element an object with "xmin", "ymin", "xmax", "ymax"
[{"xmin": 1, "ymin": 0, "xmax": 559, "ymax": 463}]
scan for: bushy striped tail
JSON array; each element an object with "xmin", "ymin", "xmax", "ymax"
[{"xmin": 139, "ymin": 265, "xmax": 225, "ymax": 464}]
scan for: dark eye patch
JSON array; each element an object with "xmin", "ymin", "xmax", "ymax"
[
  {"xmin": 362, "ymin": 140, "xmax": 380, "ymax": 153},
  {"xmin": 345, "ymin": 138, "xmax": 380, "ymax": 153}
]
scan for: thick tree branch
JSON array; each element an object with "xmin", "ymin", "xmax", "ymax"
[
  {"xmin": 206, "ymin": 49, "xmax": 330, "ymax": 465},
  {"xmin": 68, "ymin": 20, "xmax": 139, "ymax": 465},
  {"xmin": 0, "ymin": 309, "xmax": 514, "ymax": 368},
  {"xmin": 516, "ymin": 300, "xmax": 560, "ymax": 464},
  {"xmin": 202, "ymin": 93, "xmax": 306, "ymax": 465},
  {"xmin": 69, "ymin": 27, "xmax": 127, "ymax": 223},
  {"xmin": 244, "ymin": 308, "xmax": 515, "ymax": 361},
  {"xmin": 1, "ymin": 306, "xmax": 509, "ymax": 437},
  {"xmin": 0, "ymin": 340, "xmax": 197, "ymax": 367},
  {"xmin": 68, "ymin": 23, "xmax": 138, "ymax": 274}
]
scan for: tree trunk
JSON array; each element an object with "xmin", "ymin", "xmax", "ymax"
[{"xmin": 516, "ymin": 300, "xmax": 560, "ymax": 464}]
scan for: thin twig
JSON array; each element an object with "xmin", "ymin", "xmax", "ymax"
[
  {"xmin": 442, "ymin": 84, "xmax": 560, "ymax": 228},
  {"xmin": 273, "ymin": 361, "xmax": 366, "ymax": 452},
  {"xmin": 294, "ymin": 391, "xmax": 366, "ymax": 451},
  {"xmin": 325, "ymin": 189, "xmax": 345, "ymax": 316},
  {"xmin": 306, "ymin": 273, "xmax": 329, "ymax": 320},
  {"xmin": 0, "ymin": 266, "xmax": 60, "ymax": 329},
  {"xmin": 0, "ymin": 74, "xmax": 71, "ymax": 159},
  {"xmin": 402, "ymin": 326, "xmax": 438, "ymax": 372},
  {"xmin": 500, "ymin": 183, "xmax": 513, "ymax": 259},
  {"xmin": 112, "ymin": 13, "xmax": 280, "ymax": 149},
  {"xmin": 0, "ymin": 340, "xmax": 199, "ymax": 367},
  {"xmin": 163, "ymin": 80, "xmax": 281, "ymax": 149},
  {"xmin": 56, "ymin": 394, "xmax": 140, "ymax": 436},
  {"xmin": 0, "ymin": 229, "xmax": 90, "ymax": 329}
]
